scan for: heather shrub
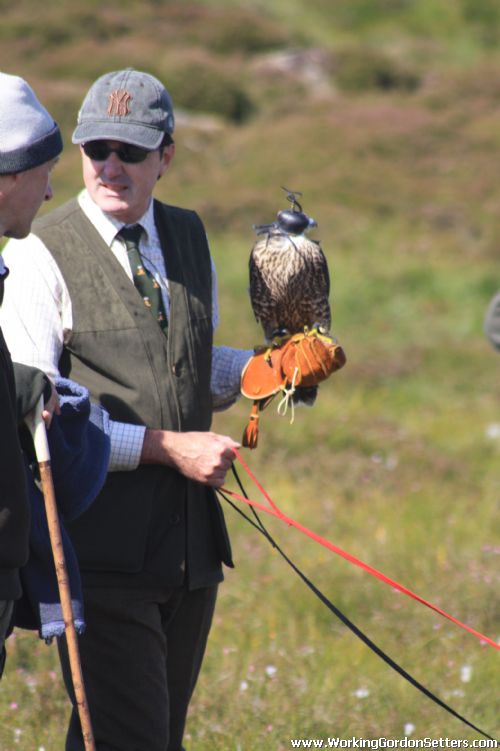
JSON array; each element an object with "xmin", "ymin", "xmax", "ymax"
[
  {"xmin": 334, "ymin": 46, "xmax": 420, "ymax": 92},
  {"xmin": 165, "ymin": 58, "xmax": 255, "ymax": 124}
]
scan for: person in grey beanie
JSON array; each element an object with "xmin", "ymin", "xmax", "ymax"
[
  {"xmin": 0, "ymin": 72, "xmax": 63, "ymax": 238},
  {"xmin": 0, "ymin": 72, "xmax": 62, "ymax": 677}
]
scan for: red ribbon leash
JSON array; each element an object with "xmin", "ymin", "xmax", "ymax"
[{"xmin": 224, "ymin": 448, "xmax": 499, "ymax": 652}]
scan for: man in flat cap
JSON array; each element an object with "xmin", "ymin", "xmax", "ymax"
[
  {"xmin": 0, "ymin": 68, "xmax": 251, "ymax": 750},
  {"xmin": 0, "ymin": 71, "xmax": 62, "ymax": 678}
]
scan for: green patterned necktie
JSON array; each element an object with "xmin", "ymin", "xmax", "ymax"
[{"xmin": 118, "ymin": 224, "xmax": 168, "ymax": 333}]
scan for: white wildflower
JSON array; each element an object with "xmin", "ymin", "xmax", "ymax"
[
  {"xmin": 485, "ymin": 423, "xmax": 500, "ymax": 439},
  {"xmin": 353, "ymin": 687, "xmax": 370, "ymax": 699},
  {"xmin": 460, "ymin": 665, "xmax": 472, "ymax": 683}
]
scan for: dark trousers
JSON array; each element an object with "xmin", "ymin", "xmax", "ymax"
[
  {"xmin": 0, "ymin": 600, "xmax": 13, "ymax": 678},
  {"xmin": 57, "ymin": 584, "xmax": 218, "ymax": 751}
]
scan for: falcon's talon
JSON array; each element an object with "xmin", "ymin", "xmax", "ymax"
[
  {"xmin": 309, "ymin": 322, "xmax": 328, "ymax": 337},
  {"xmin": 270, "ymin": 333, "xmax": 291, "ymax": 350},
  {"xmin": 263, "ymin": 347, "xmax": 274, "ymax": 365}
]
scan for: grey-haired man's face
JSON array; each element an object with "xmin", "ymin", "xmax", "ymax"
[
  {"xmin": 0, "ymin": 158, "xmax": 58, "ymax": 239},
  {"xmin": 81, "ymin": 140, "xmax": 175, "ymax": 224}
]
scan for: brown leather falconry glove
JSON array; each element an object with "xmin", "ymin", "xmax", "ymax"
[{"xmin": 241, "ymin": 329, "xmax": 346, "ymax": 448}]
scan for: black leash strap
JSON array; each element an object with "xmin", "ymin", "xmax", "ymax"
[{"xmin": 216, "ymin": 468, "xmax": 497, "ymax": 742}]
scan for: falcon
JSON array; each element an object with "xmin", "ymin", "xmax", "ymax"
[
  {"xmin": 248, "ymin": 189, "xmax": 333, "ymax": 406},
  {"xmin": 249, "ymin": 188, "xmax": 331, "ymax": 342}
]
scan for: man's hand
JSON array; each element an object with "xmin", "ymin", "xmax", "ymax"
[
  {"xmin": 42, "ymin": 380, "xmax": 60, "ymax": 428},
  {"xmin": 141, "ymin": 429, "xmax": 240, "ymax": 487}
]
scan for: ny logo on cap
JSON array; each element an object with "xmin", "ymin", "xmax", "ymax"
[{"xmin": 107, "ymin": 90, "xmax": 132, "ymax": 117}]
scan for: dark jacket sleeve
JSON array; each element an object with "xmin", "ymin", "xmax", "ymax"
[
  {"xmin": 12, "ymin": 363, "xmax": 52, "ymax": 422},
  {"xmin": 0, "ymin": 328, "xmax": 30, "ymax": 592},
  {"xmin": 484, "ymin": 291, "xmax": 500, "ymax": 352}
]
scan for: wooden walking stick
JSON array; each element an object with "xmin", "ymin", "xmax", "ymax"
[{"xmin": 28, "ymin": 396, "xmax": 96, "ymax": 751}]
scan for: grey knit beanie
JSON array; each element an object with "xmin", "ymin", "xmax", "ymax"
[{"xmin": 0, "ymin": 72, "xmax": 63, "ymax": 175}]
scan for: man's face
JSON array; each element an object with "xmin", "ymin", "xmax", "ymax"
[
  {"xmin": 1, "ymin": 158, "xmax": 57, "ymax": 239},
  {"xmin": 81, "ymin": 140, "xmax": 175, "ymax": 224}
]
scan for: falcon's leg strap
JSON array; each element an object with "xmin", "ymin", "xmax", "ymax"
[{"xmin": 277, "ymin": 366, "xmax": 299, "ymax": 423}]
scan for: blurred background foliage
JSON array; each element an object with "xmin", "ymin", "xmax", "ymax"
[
  {"xmin": 0, "ymin": 1, "xmax": 499, "ymax": 748},
  {"xmin": 2, "ymin": 0, "xmax": 500, "ymax": 242}
]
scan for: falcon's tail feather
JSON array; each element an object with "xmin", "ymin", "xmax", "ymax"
[{"xmin": 292, "ymin": 385, "xmax": 318, "ymax": 407}]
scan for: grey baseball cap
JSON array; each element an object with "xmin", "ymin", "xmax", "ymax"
[{"xmin": 72, "ymin": 69, "xmax": 175, "ymax": 150}]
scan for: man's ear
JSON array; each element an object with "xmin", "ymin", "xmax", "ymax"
[{"xmin": 158, "ymin": 144, "xmax": 175, "ymax": 180}]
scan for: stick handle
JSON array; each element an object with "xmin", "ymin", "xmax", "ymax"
[
  {"xmin": 30, "ymin": 395, "xmax": 50, "ymax": 462},
  {"xmin": 29, "ymin": 398, "xmax": 96, "ymax": 751}
]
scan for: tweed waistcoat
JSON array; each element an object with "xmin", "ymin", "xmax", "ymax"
[{"xmin": 33, "ymin": 199, "xmax": 232, "ymax": 590}]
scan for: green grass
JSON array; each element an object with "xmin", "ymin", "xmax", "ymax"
[{"xmin": 1, "ymin": 1, "xmax": 500, "ymax": 748}]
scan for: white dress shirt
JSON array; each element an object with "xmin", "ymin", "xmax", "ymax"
[{"xmin": 0, "ymin": 190, "xmax": 251, "ymax": 470}]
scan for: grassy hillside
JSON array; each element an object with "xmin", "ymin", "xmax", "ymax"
[{"xmin": 0, "ymin": 2, "xmax": 499, "ymax": 749}]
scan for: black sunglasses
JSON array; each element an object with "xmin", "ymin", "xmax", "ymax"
[{"xmin": 82, "ymin": 141, "xmax": 151, "ymax": 164}]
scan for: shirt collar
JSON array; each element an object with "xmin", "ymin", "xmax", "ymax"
[{"xmin": 78, "ymin": 189, "xmax": 155, "ymax": 246}]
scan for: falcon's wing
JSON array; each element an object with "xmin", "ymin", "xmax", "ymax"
[
  {"xmin": 295, "ymin": 238, "xmax": 331, "ymax": 331},
  {"xmin": 249, "ymin": 237, "xmax": 280, "ymax": 339}
]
